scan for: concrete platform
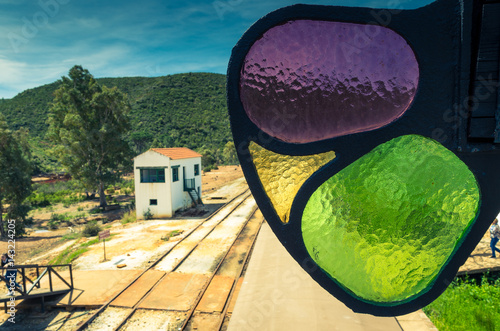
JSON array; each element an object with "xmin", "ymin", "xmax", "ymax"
[
  {"xmin": 458, "ymin": 230, "xmax": 500, "ymax": 275},
  {"xmin": 111, "ymin": 269, "xmax": 165, "ymax": 308},
  {"xmin": 138, "ymin": 273, "xmax": 208, "ymax": 311},
  {"xmin": 196, "ymin": 275, "xmax": 234, "ymax": 313},
  {"xmin": 0, "ymin": 286, "xmax": 70, "ymax": 306},
  {"xmin": 227, "ymin": 277, "xmax": 244, "ymax": 314},
  {"xmin": 228, "ymin": 222, "xmax": 437, "ymax": 331},
  {"xmin": 41, "ymin": 270, "xmax": 142, "ymax": 308}
]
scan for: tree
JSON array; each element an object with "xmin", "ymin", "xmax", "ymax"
[
  {"xmin": 222, "ymin": 141, "xmax": 239, "ymax": 165},
  {"xmin": 198, "ymin": 146, "xmax": 217, "ymax": 170},
  {"xmin": 130, "ymin": 130, "xmax": 153, "ymax": 153},
  {"xmin": 0, "ymin": 114, "xmax": 32, "ymax": 238},
  {"xmin": 150, "ymin": 137, "xmax": 164, "ymax": 149},
  {"xmin": 47, "ymin": 65, "xmax": 132, "ymax": 207}
]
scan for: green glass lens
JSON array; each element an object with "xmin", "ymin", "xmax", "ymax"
[{"xmin": 302, "ymin": 135, "xmax": 480, "ymax": 303}]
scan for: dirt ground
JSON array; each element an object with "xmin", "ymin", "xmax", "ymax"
[
  {"xmin": 0, "ymin": 165, "xmax": 244, "ymax": 267},
  {"xmin": 0, "ymin": 166, "xmax": 246, "ymax": 328},
  {"xmin": 202, "ymin": 165, "xmax": 243, "ymax": 194}
]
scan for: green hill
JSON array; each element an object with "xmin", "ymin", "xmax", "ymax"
[{"xmin": 0, "ymin": 72, "xmax": 232, "ymax": 173}]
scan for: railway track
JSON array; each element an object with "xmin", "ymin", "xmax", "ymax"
[{"xmin": 74, "ymin": 189, "xmax": 263, "ymax": 331}]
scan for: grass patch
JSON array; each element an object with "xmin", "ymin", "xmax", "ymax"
[
  {"xmin": 63, "ymin": 247, "xmax": 89, "ymax": 264},
  {"xmin": 27, "ymin": 246, "xmax": 47, "ymax": 260},
  {"xmin": 50, "ymin": 234, "xmax": 116, "ymax": 265},
  {"xmin": 121, "ymin": 210, "xmax": 136, "ymax": 225},
  {"xmin": 423, "ymin": 274, "xmax": 500, "ymax": 331},
  {"xmin": 80, "ymin": 235, "xmax": 115, "ymax": 247},
  {"xmin": 89, "ymin": 207, "xmax": 101, "ymax": 214},
  {"xmin": 49, "ymin": 243, "xmax": 88, "ymax": 265},
  {"xmin": 161, "ymin": 230, "xmax": 183, "ymax": 241},
  {"xmin": 61, "ymin": 232, "xmax": 80, "ymax": 241},
  {"xmin": 80, "ymin": 237, "xmax": 101, "ymax": 248}
]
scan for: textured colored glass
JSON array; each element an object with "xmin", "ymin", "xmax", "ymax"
[
  {"xmin": 302, "ymin": 135, "xmax": 480, "ymax": 303},
  {"xmin": 240, "ymin": 20, "xmax": 419, "ymax": 143},
  {"xmin": 249, "ymin": 142, "xmax": 335, "ymax": 224}
]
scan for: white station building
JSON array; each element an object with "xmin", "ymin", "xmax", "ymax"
[{"xmin": 134, "ymin": 148, "xmax": 203, "ymax": 219}]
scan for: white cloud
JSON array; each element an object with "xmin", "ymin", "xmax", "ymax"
[
  {"xmin": 0, "ymin": 57, "xmax": 65, "ymax": 98},
  {"xmin": 0, "ymin": 0, "xmax": 433, "ymax": 99},
  {"xmin": 0, "ymin": 42, "xmax": 133, "ymax": 98},
  {"xmin": 74, "ymin": 17, "xmax": 103, "ymax": 29},
  {"xmin": 60, "ymin": 43, "xmax": 131, "ymax": 69},
  {"xmin": 0, "ymin": 57, "xmax": 27, "ymax": 85},
  {"xmin": 0, "ymin": 0, "xmax": 25, "ymax": 4}
]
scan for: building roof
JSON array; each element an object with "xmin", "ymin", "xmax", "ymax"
[{"xmin": 151, "ymin": 148, "xmax": 202, "ymax": 160}]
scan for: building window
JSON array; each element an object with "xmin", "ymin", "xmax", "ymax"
[
  {"xmin": 150, "ymin": 199, "xmax": 157, "ymax": 206},
  {"xmin": 140, "ymin": 169, "xmax": 165, "ymax": 183},
  {"xmin": 194, "ymin": 164, "xmax": 200, "ymax": 176},
  {"xmin": 172, "ymin": 167, "xmax": 179, "ymax": 182}
]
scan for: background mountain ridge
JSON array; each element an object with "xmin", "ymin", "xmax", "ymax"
[{"xmin": 0, "ymin": 72, "xmax": 232, "ymax": 173}]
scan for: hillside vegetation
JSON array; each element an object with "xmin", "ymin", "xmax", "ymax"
[{"xmin": 0, "ymin": 72, "xmax": 232, "ymax": 172}]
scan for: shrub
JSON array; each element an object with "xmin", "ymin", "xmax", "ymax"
[
  {"xmin": 121, "ymin": 210, "xmax": 136, "ymax": 224},
  {"xmin": 62, "ymin": 194, "xmax": 83, "ymax": 207},
  {"xmin": 4, "ymin": 205, "xmax": 31, "ymax": 237},
  {"xmin": 51, "ymin": 213, "xmax": 71, "ymax": 223},
  {"xmin": 106, "ymin": 186, "xmax": 115, "ymax": 194},
  {"xmin": 48, "ymin": 220, "xmax": 59, "ymax": 230},
  {"xmin": 29, "ymin": 180, "xmax": 84, "ymax": 208},
  {"xmin": 50, "ymin": 213, "xmax": 64, "ymax": 222},
  {"xmin": 424, "ymin": 275, "xmax": 500, "ymax": 331},
  {"xmin": 143, "ymin": 208, "xmax": 153, "ymax": 220},
  {"xmin": 120, "ymin": 178, "xmax": 134, "ymax": 191},
  {"xmin": 2, "ymin": 219, "xmax": 27, "ymax": 238},
  {"xmin": 27, "ymin": 192, "xmax": 51, "ymax": 208},
  {"xmin": 82, "ymin": 221, "xmax": 102, "ymax": 237},
  {"xmin": 74, "ymin": 212, "xmax": 86, "ymax": 219},
  {"xmin": 49, "ymin": 212, "xmax": 76, "ymax": 229},
  {"xmin": 24, "ymin": 216, "xmax": 34, "ymax": 226}
]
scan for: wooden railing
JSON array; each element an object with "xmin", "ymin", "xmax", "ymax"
[{"xmin": 0, "ymin": 264, "xmax": 73, "ymax": 312}]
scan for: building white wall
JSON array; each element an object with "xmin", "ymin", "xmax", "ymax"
[
  {"xmin": 134, "ymin": 150, "xmax": 172, "ymax": 219},
  {"xmin": 170, "ymin": 157, "xmax": 202, "ymax": 212},
  {"xmin": 134, "ymin": 151, "xmax": 202, "ymax": 219}
]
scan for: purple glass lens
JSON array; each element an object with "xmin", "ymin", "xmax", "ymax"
[{"xmin": 240, "ymin": 20, "xmax": 419, "ymax": 143}]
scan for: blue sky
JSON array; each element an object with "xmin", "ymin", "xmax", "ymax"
[{"xmin": 0, "ymin": 0, "xmax": 432, "ymax": 99}]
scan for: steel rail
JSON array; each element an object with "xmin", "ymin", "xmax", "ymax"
[
  {"xmin": 215, "ymin": 219, "xmax": 264, "ymax": 331},
  {"xmin": 75, "ymin": 189, "xmax": 250, "ymax": 331},
  {"xmin": 111, "ymin": 193, "xmax": 255, "ymax": 331},
  {"xmin": 178, "ymin": 205, "xmax": 259, "ymax": 331}
]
